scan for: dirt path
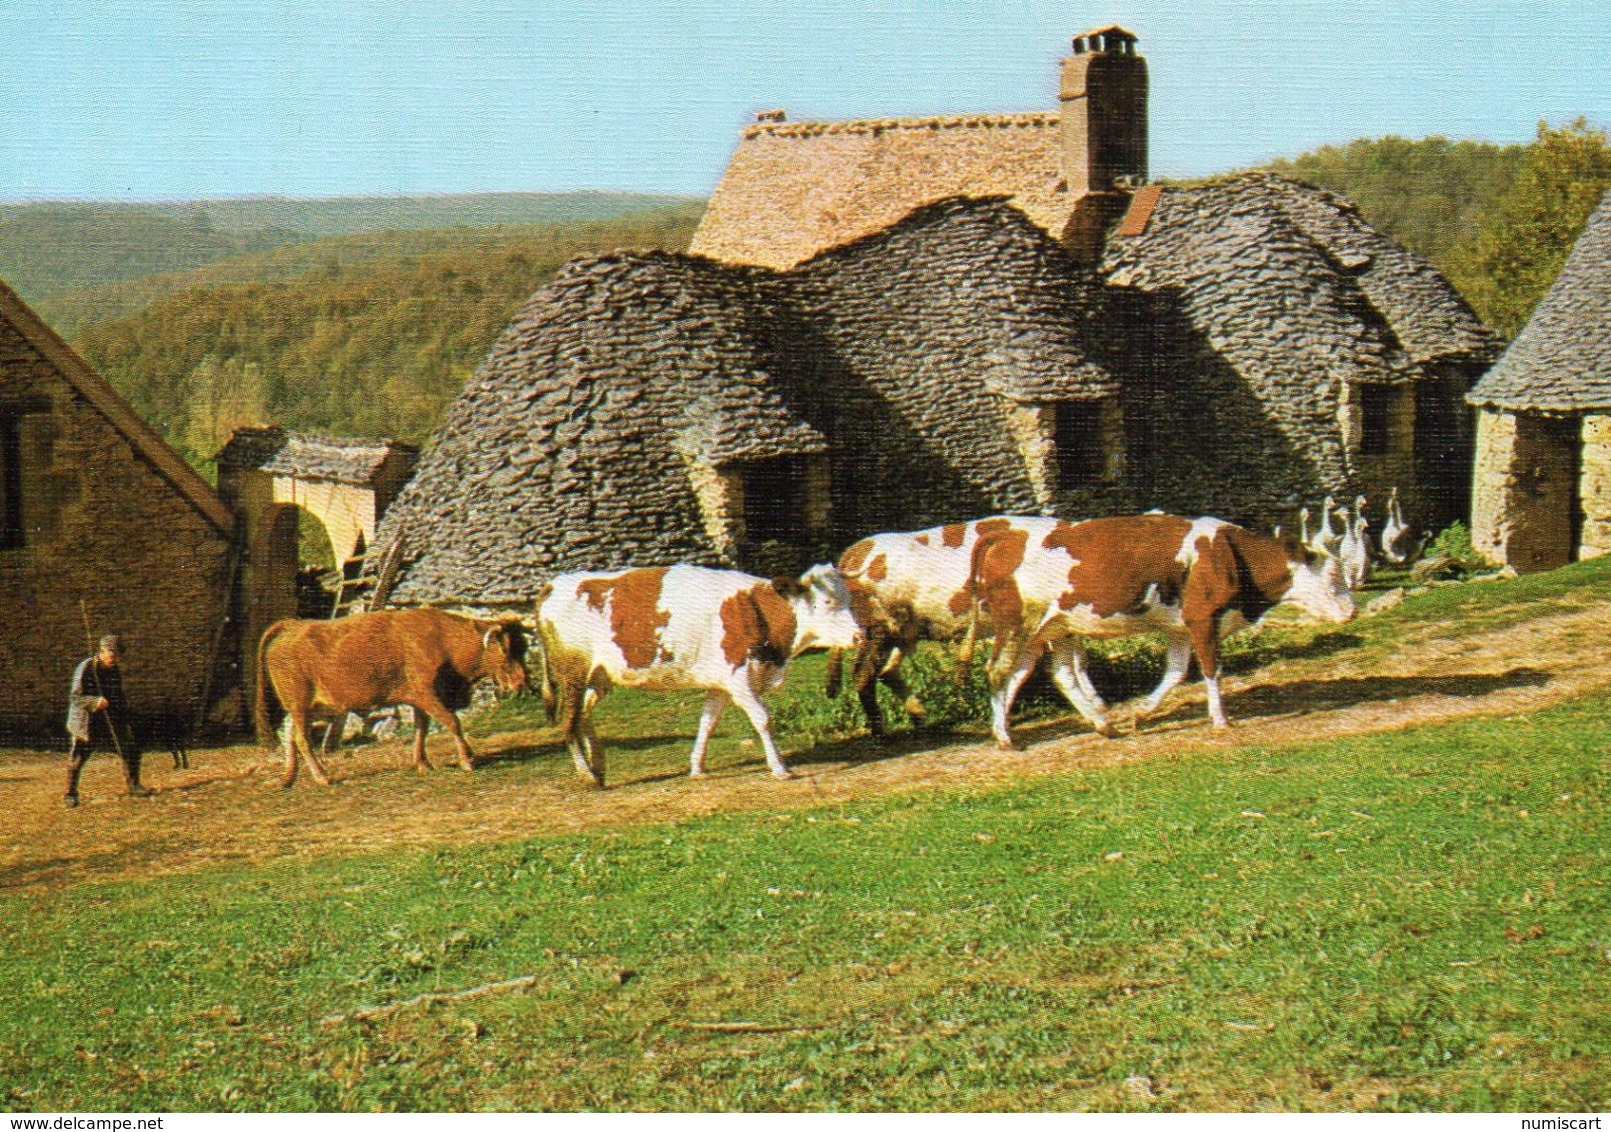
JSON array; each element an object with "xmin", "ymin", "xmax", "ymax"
[{"xmin": 4, "ymin": 601, "xmax": 1608, "ymax": 896}]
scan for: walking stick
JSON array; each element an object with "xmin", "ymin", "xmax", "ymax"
[{"xmin": 79, "ymin": 598, "xmax": 125, "ymax": 759}]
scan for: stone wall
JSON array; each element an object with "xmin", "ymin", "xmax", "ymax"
[
  {"xmin": 0, "ymin": 317, "xmax": 235, "ymax": 740},
  {"xmin": 1470, "ymin": 408, "xmax": 1581, "ymax": 573},
  {"xmin": 1575, "ymin": 413, "xmax": 1611, "ymax": 559}
]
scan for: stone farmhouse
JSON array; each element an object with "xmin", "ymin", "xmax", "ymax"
[
  {"xmin": 0, "ymin": 272, "xmax": 418, "ymax": 738},
  {"xmin": 0, "ymin": 279, "xmax": 237, "ymax": 739},
  {"xmin": 1468, "ymin": 188, "xmax": 1611, "ymax": 573},
  {"xmin": 378, "ymin": 28, "xmax": 1495, "ymax": 606}
]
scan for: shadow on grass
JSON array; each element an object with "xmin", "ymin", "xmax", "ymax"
[
  {"xmin": 475, "ymin": 733, "xmax": 697, "ymax": 769},
  {"xmin": 1140, "ymin": 667, "xmax": 1552, "ymax": 730}
]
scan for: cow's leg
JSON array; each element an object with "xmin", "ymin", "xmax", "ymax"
[
  {"xmin": 413, "ymin": 696, "xmax": 475, "ymax": 771},
  {"xmin": 689, "ymin": 689, "xmax": 730, "ymax": 777},
  {"xmin": 879, "ymin": 658, "xmax": 927, "ymax": 730},
  {"xmin": 281, "ymin": 709, "xmax": 330, "ymax": 787},
  {"xmin": 555, "ymin": 678, "xmax": 603, "ymax": 788},
  {"xmin": 988, "ymin": 640, "xmax": 1041, "ymax": 750},
  {"xmin": 1136, "ymin": 634, "xmax": 1194, "ymax": 724},
  {"xmin": 1047, "ymin": 637, "xmax": 1116, "ymax": 738},
  {"xmin": 1186, "ymin": 618, "xmax": 1231, "ymax": 728},
  {"xmin": 731, "ymin": 675, "xmax": 791, "ymax": 780},
  {"xmin": 408, "ymin": 704, "xmax": 433, "ymax": 772},
  {"xmin": 293, "ymin": 713, "xmax": 333, "ymax": 786}
]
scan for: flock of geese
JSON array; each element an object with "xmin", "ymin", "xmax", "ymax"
[{"xmin": 1278, "ymin": 486, "xmax": 1422, "ymax": 591}]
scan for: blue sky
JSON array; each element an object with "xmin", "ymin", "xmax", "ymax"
[{"xmin": 1, "ymin": 0, "xmax": 1607, "ymax": 201}]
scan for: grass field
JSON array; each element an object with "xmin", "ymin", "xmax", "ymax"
[{"xmin": 1, "ymin": 563, "xmax": 1608, "ymax": 1112}]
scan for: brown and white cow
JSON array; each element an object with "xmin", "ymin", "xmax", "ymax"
[
  {"xmin": 828, "ymin": 517, "xmax": 1101, "ymax": 738},
  {"xmin": 534, "ymin": 563, "xmax": 864, "ymax": 787},
  {"xmin": 255, "ymin": 609, "xmax": 529, "ymax": 787},
  {"xmin": 966, "ymin": 513, "xmax": 1356, "ymax": 745}
]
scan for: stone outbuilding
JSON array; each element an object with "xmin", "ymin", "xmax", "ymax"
[
  {"xmin": 0, "ymin": 278, "xmax": 239, "ymax": 740},
  {"xmin": 374, "ymin": 27, "xmax": 1496, "ymax": 606},
  {"xmin": 1468, "ymin": 188, "xmax": 1611, "ymax": 573},
  {"xmin": 216, "ymin": 427, "xmax": 417, "ymax": 694}
]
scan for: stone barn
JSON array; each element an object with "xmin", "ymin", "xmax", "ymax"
[
  {"xmin": 374, "ymin": 27, "xmax": 1496, "ymax": 605},
  {"xmin": 0, "ymin": 279, "xmax": 239, "ymax": 740},
  {"xmin": 1468, "ymin": 188, "xmax": 1611, "ymax": 573}
]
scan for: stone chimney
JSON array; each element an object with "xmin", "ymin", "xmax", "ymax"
[{"xmin": 1059, "ymin": 27, "xmax": 1148, "ymax": 260}]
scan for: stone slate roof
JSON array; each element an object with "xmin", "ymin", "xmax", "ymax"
[
  {"xmin": 691, "ymin": 111, "xmax": 1073, "ymax": 271},
  {"xmin": 217, "ymin": 427, "xmax": 416, "ymax": 485},
  {"xmin": 379, "ymin": 197, "xmax": 1118, "ymax": 603},
  {"xmin": 1468, "ymin": 188, "xmax": 1611, "ymax": 412},
  {"xmin": 1104, "ymin": 173, "xmax": 1496, "ymax": 376}
]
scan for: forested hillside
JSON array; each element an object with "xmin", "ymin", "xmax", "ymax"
[
  {"xmin": 0, "ymin": 192, "xmax": 693, "ymax": 306},
  {"xmin": 74, "ymin": 204, "xmax": 703, "ymax": 462},
  {"xmin": 1258, "ymin": 122, "xmax": 1610, "ymax": 335}
]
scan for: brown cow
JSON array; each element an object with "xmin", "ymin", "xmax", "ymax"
[
  {"xmin": 255, "ymin": 608, "xmax": 529, "ymax": 787},
  {"xmin": 965, "ymin": 514, "xmax": 1356, "ymax": 745}
]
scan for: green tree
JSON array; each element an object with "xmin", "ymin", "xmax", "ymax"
[{"xmin": 1449, "ymin": 119, "xmax": 1611, "ymax": 336}]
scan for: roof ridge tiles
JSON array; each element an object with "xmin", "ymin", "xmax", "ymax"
[{"xmin": 742, "ymin": 110, "xmax": 1058, "ymax": 140}]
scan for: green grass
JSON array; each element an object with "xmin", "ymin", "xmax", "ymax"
[
  {"xmin": 3, "ymin": 693, "xmax": 1608, "ymax": 1111},
  {"xmin": 3, "ymin": 558, "xmax": 1608, "ymax": 1111}
]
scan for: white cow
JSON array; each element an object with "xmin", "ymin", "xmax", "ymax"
[
  {"xmin": 534, "ymin": 563, "xmax": 863, "ymax": 787},
  {"xmin": 828, "ymin": 516, "xmax": 1099, "ymax": 738}
]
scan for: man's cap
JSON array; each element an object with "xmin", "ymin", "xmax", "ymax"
[{"xmin": 98, "ymin": 634, "xmax": 122, "ymax": 655}]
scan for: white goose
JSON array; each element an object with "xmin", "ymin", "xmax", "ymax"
[
  {"xmin": 1309, "ymin": 495, "xmax": 1342, "ymax": 557},
  {"xmin": 1339, "ymin": 496, "xmax": 1371, "ymax": 589},
  {"xmin": 1380, "ymin": 487, "xmax": 1416, "ymax": 566}
]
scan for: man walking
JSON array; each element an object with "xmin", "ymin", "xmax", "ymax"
[{"xmin": 65, "ymin": 634, "xmax": 150, "ymax": 807}]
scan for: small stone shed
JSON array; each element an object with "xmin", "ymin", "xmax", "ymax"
[
  {"xmin": 0, "ymin": 278, "xmax": 238, "ymax": 739},
  {"xmin": 1467, "ymin": 188, "xmax": 1611, "ymax": 573},
  {"xmin": 216, "ymin": 427, "xmax": 417, "ymax": 693}
]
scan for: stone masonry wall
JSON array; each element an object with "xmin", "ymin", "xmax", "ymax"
[
  {"xmin": 0, "ymin": 317, "xmax": 234, "ymax": 740},
  {"xmin": 1577, "ymin": 412, "xmax": 1611, "ymax": 559}
]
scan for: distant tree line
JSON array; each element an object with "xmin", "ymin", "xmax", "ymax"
[
  {"xmin": 73, "ymin": 206, "xmax": 703, "ymax": 466},
  {"xmin": 1265, "ymin": 119, "xmax": 1610, "ymax": 336}
]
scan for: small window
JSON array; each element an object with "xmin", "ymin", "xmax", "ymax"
[
  {"xmin": 742, "ymin": 456, "xmax": 810, "ymax": 543},
  {"xmin": 0, "ymin": 414, "xmax": 23, "ymax": 550},
  {"xmin": 1055, "ymin": 402, "xmax": 1107, "ymax": 488},
  {"xmin": 1359, "ymin": 385, "xmax": 1395, "ymax": 456}
]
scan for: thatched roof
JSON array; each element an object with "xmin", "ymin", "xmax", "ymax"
[
  {"xmin": 379, "ymin": 197, "xmax": 1118, "ymax": 604},
  {"xmin": 1103, "ymin": 173, "xmax": 1497, "ymax": 379},
  {"xmin": 217, "ymin": 427, "xmax": 416, "ymax": 486},
  {"xmin": 691, "ymin": 112, "xmax": 1073, "ymax": 270},
  {"xmin": 1468, "ymin": 188, "xmax": 1611, "ymax": 412}
]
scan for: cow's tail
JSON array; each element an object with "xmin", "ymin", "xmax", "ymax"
[
  {"xmin": 532, "ymin": 584, "xmax": 557, "ymax": 722},
  {"xmin": 952, "ymin": 532, "xmax": 992, "ymax": 683},
  {"xmin": 253, "ymin": 620, "xmax": 290, "ymax": 746}
]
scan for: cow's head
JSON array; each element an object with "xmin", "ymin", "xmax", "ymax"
[
  {"xmin": 776, "ymin": 565, "xmax": 865, "ymax": 654},
  {"xmin": 481, "ymin": 619, "xmax": 531, "ymax": 693},
  {"xmin": 1282, "ymin": 545, "xmax": 1356, "ymax": 624}
]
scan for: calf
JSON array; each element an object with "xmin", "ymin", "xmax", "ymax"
[
  {"xmin": 534, "ymin": 564, "xmax": 863, "ymax": 787},
  {"xmin": 828, "ymin": 517, "xmax": 1099, "ymax": 738},
  {"xmin": 966, "ymin": 514, "xmax": 1356, "ymax": 745},
  {"xmin": 255, "ymin": 608, "xmax": 529, "ymax": 787}
]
